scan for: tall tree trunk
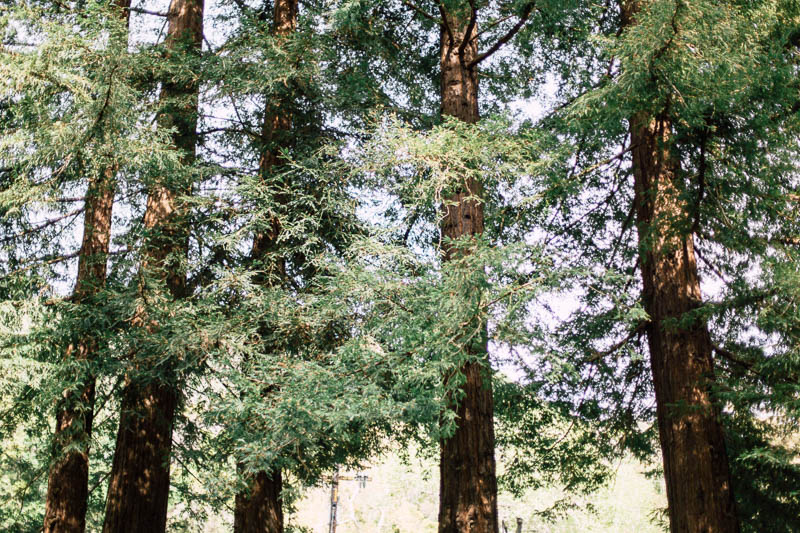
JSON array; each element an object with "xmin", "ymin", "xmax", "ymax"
[
  {"xmin": 43, "ymin": 2, "xmax": 130, "ymax": 532},
  {"xmin": 623, "ymin": 6, "xmax": 739, "ymax": 532},
  {"xmin": 102, "ymin": 1, "xmax": 203, "ymax": 531},
  {"xmin": 233, "ymin": 1, "xmax": 296, "ymax": 531},
  {"xmin": 437, "ymin": 6, "xmax": 499, "ymax": 533}
]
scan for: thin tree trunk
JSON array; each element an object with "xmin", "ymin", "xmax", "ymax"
[
  {"xmin": 437, "ymin": 6, "xmax": 498, "ymax": 533},
  {"xmin": 101, "ymin": 1, "xmax": 203, "ymax": 531},
  {"xmin": 43, "ymin": 3, "xmax": 130, "ymax": 532},
  {"xmin": 622, "ymin": 6, "xmax": 739, "ymax": 531},
  {"xmin": 233, "ymin": 1, "xmax": 296, "ymax": 531}
]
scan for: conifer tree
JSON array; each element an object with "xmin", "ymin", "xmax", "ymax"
[
  {"xmin": 435, "ymin": 3, "xmax": 498, "ymax": 531},
  {"xmin": 4, "ymin": 0, "xmax": 800, "ymax": 531},
  {"xmin": 433, "ymin": 3, "xmax": 534, "ymax": 531},
  {"xmin": 42, "ymin": 2, "xmax": 130, "ymax": 532},
  {"xmin": 233, "ymin": 0, "xmax": 296, "ymax": 531},
  {"xmin": 537, "ymin": 0, "xmax": 800, "ymax": 530},
  {"xmin": 102, "ymin": 0, "xmax": 203, "ymax": 530},
  {"xmin": 619, "ymin": 1, "xmax": 739, "ymax": 530}
]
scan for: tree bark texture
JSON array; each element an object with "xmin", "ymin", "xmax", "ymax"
[
  {"xmin": 102, "ymin": 1, "xmax": 203, "ymax": 531},
  {"xmin": 43, "ymin": 3, "xmax": 130, "ymax": 532},
  {"xmin": 234, "ymin": 469, "xmax": 284, "ymax": 533},
  {"xmin": 233, "ymin": 1, "xmax": 296, "ymax": 531},
  {"xmin": 623, "ymin": 5, "xmax": 740, "ymax": 529},
  {"xmin": 629, "ymin": 111, "xmax": 739, "ymax": 533},
  {"xmin": 437, "ymin": 6, "xmax": 499, "ymax": 533},
  {"xmin": 43, "ymin": 172, "xmax": 114, "ymax": 533}
]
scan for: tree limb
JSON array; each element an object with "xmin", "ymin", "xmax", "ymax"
[
  {"xmin": 401, "ymin": 0, "xmax": 439, "ymax": 23},
  {"xmin": 467, "ymin": 1, "xmax": 535, "ymax": 68},
  {"xmin": 586, "ymin": 322, "xmax": 647, "ymax": 363}
]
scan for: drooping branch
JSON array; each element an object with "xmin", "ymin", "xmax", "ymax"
[
  {"xmin": 712, "ymin": 343, "xmax": 800, "ymax": 386},
  {"xmin": 0, "ymin": 207, "xmax": 85, "ymax": 244},
  {"xmin": 586, "ymin": 322, "xmax": 647, "ymax": 363}
]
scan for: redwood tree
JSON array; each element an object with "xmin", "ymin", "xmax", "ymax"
[
  {"xmin": 620, "ymin": 2, "xmax": 739, "ymax": 531},
  {"xmin": 42, "ymin": 2, "xmax": 130, "ymax": 532},
  {"xmin": 436, "ymin": 6, "xmax": 497, "ymax": 533},
  {"xmin": 102, "ymin": 0, "xmax": 204, "ymax": 530},
  {"xmin": 434, "ymin": 2, "xmax": 534, "ymax": 532},
  {"xmin": 233, "ymin": 1, "xmax": 297, "ymax": 532}
]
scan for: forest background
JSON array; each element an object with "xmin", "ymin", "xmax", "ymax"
[{"xmin": 1, "ymin": 0, "xmax": 800, "ymax": 532}]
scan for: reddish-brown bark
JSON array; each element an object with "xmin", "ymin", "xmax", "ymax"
[
  {"xmin": 622, "ymin": 4, "xmax": 740, "ymax": 530},
  {"xmin": 43, "ymin": 172, "xmax": 114, "ymax": 533},
  {"xmin": 234, "ymin": 469, "xmax": 284, "ymax": 533},
  {"xmin": 233, "ymin": 1, "xmax": 297, "ymax": 531},
  {"xmin": 629, "ymin": 110, "xmax": 739, "ymax": 533},
  {"xmin": 101, "ymin": 0, "xmax": 203, "ymax": 531},
  {"xmin": 437, "ymin": 7, "xmax": 499, "ymax": 533},
  {"xmin": 42, "ymin": 3, "xmax": 130, "ymax": 532}
]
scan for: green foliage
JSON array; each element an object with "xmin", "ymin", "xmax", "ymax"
[{"xmin": 1, "ymin": 0, "xmax": 799, "ymax": 530}]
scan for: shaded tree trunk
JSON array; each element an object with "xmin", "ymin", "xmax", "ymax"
[
  {"xmin": 233, "ymin": 1, "xmax": 296, "ymax": 531},
  {"xmin": 102, "ymin": 0, "xmax": 203, "ymax": 531},
  {"xmin": 43, "ymin": 2, "xmax": 130, "ymax": 532},
  {"xmin": 623, "ymin": 6, "xmax": 739, "ymax": 531},
  {"xmin": 629, "ymin": 111, "xmax": 739, "ymax": 533},
  {"xmin": 234, "ymin": 469, "xmax": 284, "ymax": 533},
  {"xmin": 437, "ymin": 6, "xmax": 498, "ymax": 533}
]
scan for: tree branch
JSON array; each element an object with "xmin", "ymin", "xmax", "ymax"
[
  {"xmin": 586, "ymin": 322, "xmax": 647, "ymax": 363},
  {"xmin": 438, "ymin": 2, "xmax": 455, "ymax": 48},
  {"xmin": 128, "ymin": 6, "xmax": 169, "ymax": 17},
  {"xmin": 401, "ymin": 0, "xmax": 439, "ymax": 23},
  {"xmin": 467, "ymin": 1, "xmax": 535, "ymax": 68},
  {"xmin": 457, "ymin": 0, "xmax": 478, "ymax": 66},
  {"xmin": 1, "ymin": 207, "xmax": 85, "ymax": 244}
]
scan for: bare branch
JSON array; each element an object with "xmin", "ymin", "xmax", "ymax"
[
  {"xmin": 1, "ymin": 207, "xmax": 85, "ymax": 244},
  {"xmin": 586, "ymin": 322, "xmax": 647, "ymax": 363},
  {"xmin": 128, "ymin": 6, "xmax": 169, "ymax": 17},
  {"xmin": 457, "ymin": 0, "xmax": 478, "ymax": 66},
  {"xmin": 401, "ymin": 0, "xmax": 439, "ymax": 23},
  {"xmin": 2, "ymin": 251, "xmax": 82, "ymax": 280},
  {"xmin": 468, "ymin": 1, "xmax": 535, "ymax": 68}
]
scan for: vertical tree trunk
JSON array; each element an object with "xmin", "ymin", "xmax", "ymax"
[
  {"xmin": 234, "ymin": 469, "xmax": 284, "ymax": 533},
  {"xmin": 630, "ymin": 112, "xmax": 739, "ymax": 533},
  {"xmin": 622, "ymin": 6, "xmax": 739, "ymax": 531},
  {"xmin": 43, "ymin": 3, "xmax": 130, "ymax": 532},
  {"xmin": 437, "ymin": 6, "xmax": 499, "ymax": 533},
  {"xmin": 233, "ymin": 1, "xmax": 296, "ymax": 531},
  {"xmin": 101, "ymin": 1, "xmax": 203, "ymax": 531}
]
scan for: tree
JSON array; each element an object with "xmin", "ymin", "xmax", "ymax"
[
  {"xmin": 42, "ymin": 3, "xmax": 131, "ymax": 532},
  {"xmin": 435, "ymin": 3, "xmax": 498, "ymax": 531},
  {"xmin": 434, "ymin": 2, "xmax": 536, "ymax": 531},
  {"xmin": 232, "ymin": 1, "xmax": 296, "ymax": 532},
  {"xmin": 540, "ymin": 0, "xmax": 800, "ymax": 530},
  {"xmin": 102, "ymin": 0, "xmax": 204, "ymax": 530},
  {"xmin": 618, "ymin": 2, "xmax": 739, "ymax": 530}
]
